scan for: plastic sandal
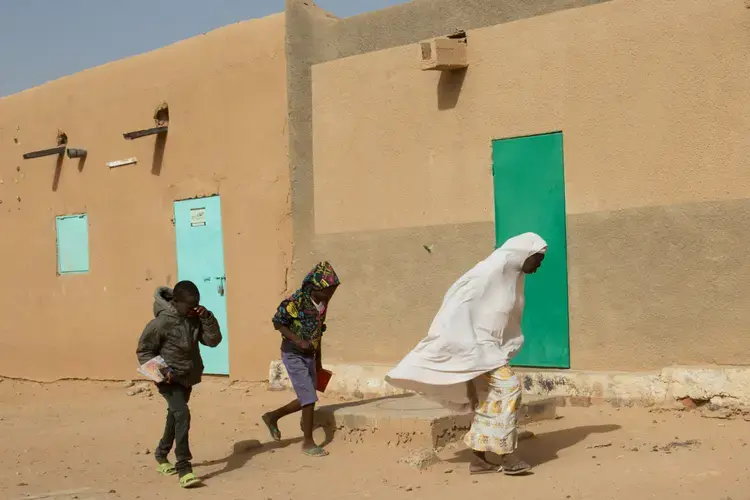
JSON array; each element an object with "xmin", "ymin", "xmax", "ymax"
[
  {"xmin": 498, "ymin": 454, "xmax": 532, "ymax": 476},
  {"xmin": 262, "ymin": 413, "xmax": 281, "ymax": 442},
  {"xmin": 302, "ymin": 446, "xmax": 329, "ymax": 457},
  {"xmin": 469, "ymin": 464, "xmax": 504, "ymax": 475},
  {"xmin": 179, "ymin": 472, "xmax": 202, "ymax": 488},
  {"xmin": 156, "ymin": 462, "xmax": 177, "ymax": 476},
  {"xmin": 469, "ymin": 455, "xmax": 531, "ymax": 476}
]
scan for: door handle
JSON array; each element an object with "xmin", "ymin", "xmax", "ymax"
[{"xmin": 216, "ymin": 276, "xmax": 226, "ymax": 296}]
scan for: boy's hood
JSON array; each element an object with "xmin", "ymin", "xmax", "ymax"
[{"xmin": 154, "ymin": 287, "xmax": 180, "ymax": 319}]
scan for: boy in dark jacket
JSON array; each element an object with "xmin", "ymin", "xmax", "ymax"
[{"xmin": 136, "ymin": 281, "xmax": 222, "ymax": 488}]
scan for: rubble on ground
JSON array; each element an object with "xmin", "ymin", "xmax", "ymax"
[{"xmin": 398, "ymin": 448, "xmax": 441, "ymax": 470}]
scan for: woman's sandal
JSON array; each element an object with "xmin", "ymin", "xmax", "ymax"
[
  {"xmin": 302, "ymin": 446, "xmax": 329, "ymax": 457},
  {"xmin": 469, "ymin": 455, "xmax": 531, "ymax": 476},
  {"xmin": 469, "ymin": 461, "xmax": 503, "ymax": 475},
  {"xmin": 179, "ymin": 472, "xmax": 203, "ymax": 489},
  {"xmin": 498, "ymin": 454, "xmax": 532, "ymax": 475},
  {"xmin": 156, "ymin": 462, "xmax": 177, "ymax": 476}
]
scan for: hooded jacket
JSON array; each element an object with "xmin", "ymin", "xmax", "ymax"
[{"xmin": 136, "ymin": 287, "xmax": 222, "ymax": 387}]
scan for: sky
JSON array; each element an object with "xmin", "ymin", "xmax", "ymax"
[{"xmin": 0, "ymin": 0, "xmax": 410, "ymax": 97}]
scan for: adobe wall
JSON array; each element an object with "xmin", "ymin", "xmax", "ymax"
[
  {"xmin": 300, "ymin": 0, "xmax": 750, "ymax": 370},
  {"xmin": 0, "ymin": 14, "xmax": 291, "ymax": 381}
]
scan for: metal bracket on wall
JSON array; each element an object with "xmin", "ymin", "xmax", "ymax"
[
  {"xmin": 23, "ymin": 130, "xmax": 82, "ymax": 160},
  {"xmin": 22, "ymin": 146, "xmax": 67, "ymax": 159},
  {"xmin": 66, "ymin": 148, "xmax": 87, "ymax": 159},
  {"xmin": 122, "ymin": 126, "xmax": 168, "ymax": 140}
]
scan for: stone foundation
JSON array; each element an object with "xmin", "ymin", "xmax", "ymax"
[
  {"xmin": 268, "ymin": 361, "xmax": 750, "ymax": 410},
  {"xmin": 314, "ymin": 393, "xmax": 557, "ymax": 449}
]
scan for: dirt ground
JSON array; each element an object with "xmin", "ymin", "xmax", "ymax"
[{"xmin": 0, "ymin": 377, "xmax": 747, "ymax": 500}]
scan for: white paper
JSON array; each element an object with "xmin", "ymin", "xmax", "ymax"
[
  {"xmin": 137, "ymin": 356, "xmax": 168, "ymax": 383},
  {"xmin": 190, "ymin": 208, "xmax": 206, "ymax": 227}
]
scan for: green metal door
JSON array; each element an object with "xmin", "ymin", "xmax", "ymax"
[{"xmin": 492, "ymin": 132, "xmax": 570, "ymax": 368}]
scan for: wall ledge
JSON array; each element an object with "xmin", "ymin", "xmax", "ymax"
[{"xmin": 268, "ymin": 361, "xmax": 750, "ymax": 411}]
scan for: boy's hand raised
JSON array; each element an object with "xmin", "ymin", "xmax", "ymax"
[{"xmin": 194, "ymin": 306, "xmax": 210, "ymax": 318}]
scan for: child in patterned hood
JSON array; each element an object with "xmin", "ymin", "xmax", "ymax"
[{"xmin": 262, "ymin": 261, "xmax": 340, "ymax": 457}]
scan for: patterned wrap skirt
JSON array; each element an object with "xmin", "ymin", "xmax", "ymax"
[{"xmin": 463, "ymin": 365, "xmax": 522, "ymax": 454}]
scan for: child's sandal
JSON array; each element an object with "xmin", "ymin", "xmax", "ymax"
[
  {"xmin": 179, "ymin": 472, "xmax": 202, "ymax": 488},
  {"xmin": 156, "ymin": 462, "xmax": 177, "ymax": 476},
  {"xmin": 302, "ymin": 446, "xmax": 329, "ymax": 457},
  {"xmin": 262, "ymin": 413, "xmax": 281, "ymax": 442}
]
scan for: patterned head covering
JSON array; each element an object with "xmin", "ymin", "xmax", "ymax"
[
  {"xmin": 301, "ymin": 261, "xmax": 340, "ymax": 291},
  {"xmin": 272, "ymin": 261, "xmax": 340, "ymax": 350}
]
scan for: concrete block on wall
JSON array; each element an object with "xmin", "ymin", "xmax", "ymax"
[{"xmin": 420, "ymin": 37, "xmax": 468, "ymax": 71}]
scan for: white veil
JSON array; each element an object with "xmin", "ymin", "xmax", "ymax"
[{"xmin": 385, "ymin": 233, "xmax": 548, "ymax": 410}]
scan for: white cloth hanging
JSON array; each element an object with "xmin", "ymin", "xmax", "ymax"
[{"xmin": 385, "ymin": 233, "xmax": 548, "ymax": 411}]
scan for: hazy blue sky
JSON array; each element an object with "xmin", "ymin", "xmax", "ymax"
[{"xmin": 0, "ymin": 1, "xmax": 410, "ymax": 97}]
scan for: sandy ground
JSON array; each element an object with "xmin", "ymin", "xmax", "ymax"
[{"xmin": 0, "ymin": 377, "xmax": 747, "ymax": 500}]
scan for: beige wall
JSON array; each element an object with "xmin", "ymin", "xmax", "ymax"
[
  {"xmin": 0, "ymin": 14, "xmax": 290, "ymax": 381},
  {"xmin": 2, "ymin": 0, "xmax": 748, "ymax": 381},
  {"xmin": 311, "ymin": 0, "xmax": 750, "ymax": 369}
]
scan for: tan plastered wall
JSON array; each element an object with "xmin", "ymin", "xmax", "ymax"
[
  {"xmin": 311, "ymin": 0, "xmax": 750, "ymax": 370},
  {"xmin": 0, "ymin": 14, "xmax": 291, "ymax": 381}
]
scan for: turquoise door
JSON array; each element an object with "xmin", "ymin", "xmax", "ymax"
[
  {"xmin": 173, "ymin": 196, "xmax": 229, "ymax": 375},
  {"xmin": 492, "ymin": 132, "xmax": 570, "ymax": 368}
]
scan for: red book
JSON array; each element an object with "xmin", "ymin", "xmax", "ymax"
[{"xmin": 316, "ymin": 369, "xmax": 333, "ymax": 393}]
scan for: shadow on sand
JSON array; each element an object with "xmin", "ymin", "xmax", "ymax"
[
  {"xmin": 192, "ymin": 396, "xmax": 411, "ymax": 480},
  {"xmin": 195, "ymin": 437, "xmax": 301, "ymax": 480},
  {"xmin": 446, "ymin": 424, "xmax": 622, "ymax": 468}
]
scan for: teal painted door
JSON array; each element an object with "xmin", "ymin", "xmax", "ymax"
[
  {"xmin": 55, "ymin": 214, "xmax": 90, "ymax": 274},
  {"xmin": 174, "ymin": 196, "xmax": 229, "ymax": 375},
  {"xmin": 492, "ymin": 132, "xmax": 570, "ymax": 368}
]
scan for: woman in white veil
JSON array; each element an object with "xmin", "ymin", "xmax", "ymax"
[{"xmin": 386, "ymin": 233, "xmax": 548, "ymax": 475}]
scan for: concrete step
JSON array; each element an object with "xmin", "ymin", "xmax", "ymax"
[{"xmin": 315, "ymin": 393, "xmax": 556, "ymax": 449}]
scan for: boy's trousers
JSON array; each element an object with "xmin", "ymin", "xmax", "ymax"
[{"xmin": 155, "ymin": 383, "xmax": 193, "ymax": 475}]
